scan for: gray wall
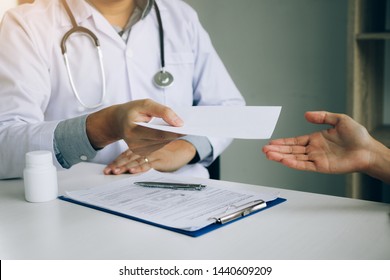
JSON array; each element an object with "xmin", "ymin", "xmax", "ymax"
[{"xmin": 184, "ymin": 0, "xmax": 348, "ymax": 197}]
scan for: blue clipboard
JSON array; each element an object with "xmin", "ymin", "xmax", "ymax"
[{"xmin": 59, "ymin": 196, "xmax": 286, "ymax": 237}]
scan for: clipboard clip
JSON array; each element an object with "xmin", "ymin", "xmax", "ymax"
[{"xmin": 211, "ymin": 199, "xmax": 267, "ymax": 224}]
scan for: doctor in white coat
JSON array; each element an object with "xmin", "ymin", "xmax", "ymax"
[{"xmin": 0, "ymin": 0, "xmax": 245, "ymax": 179}]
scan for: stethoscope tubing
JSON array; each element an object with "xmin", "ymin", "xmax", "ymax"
[
  {"xmin": 154, "ymin": 1, "xmax": 165, "ymax": 70},
  {"xmin": 153, "ymin": 1, "xmax": 174, "ymax": 89},
  {"xmin": 60, "ymin": 0, "xmax": 172, "ymax": 109},
  {"xmin": 61, "ymin": 0, "xmax": 106, "ymax": 109},
  {"xmin": 62, "ymin": 45, "xmax": 106, "ymax": 109}
]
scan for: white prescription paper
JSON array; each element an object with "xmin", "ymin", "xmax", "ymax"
[
  {"xmin": 135, "ymin": 106, "xmax": 282, "ymax": 139},
  {"xmin": 64, "ymin": 170, "xmax": 278, "ymax": 231}
]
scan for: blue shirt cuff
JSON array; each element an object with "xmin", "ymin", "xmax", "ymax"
[{"xmin": 54, "ymin": 115, "xmax": 97, "ymax": 168}]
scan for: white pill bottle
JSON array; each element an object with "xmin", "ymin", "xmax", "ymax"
[{"xmin": 23, "ymin": 150, "xmax": 58, "ymax": 202}]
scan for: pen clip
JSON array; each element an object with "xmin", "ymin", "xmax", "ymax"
[{"xmin": 211, "ymin": 199, "xmax": 266, "ymax": 224}]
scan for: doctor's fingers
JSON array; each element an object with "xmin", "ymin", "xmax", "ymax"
[
  {"xmin": 128, "ymin": 159, "xmax": 153, "ymax": 174},
  {"xmin": 104, "ymin": 157, "xmax": 151, "ymax": 175},
  {"xmin": 107, "ymin": 152, "xmax": 153, "ymax": 175},
  {"xmin": 103, "ymin": 150, "xmax": 141, "ymax": 175},
  {"xmin": 131, "ymin": 99, "xmax": 184, "ymax": 127},
  {"xmin": 120, "ymin": 99, "xmax": 184, "ymax": 127}
]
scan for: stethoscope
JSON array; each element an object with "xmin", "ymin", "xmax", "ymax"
[{"xmin": 60, "ymin": 0, "xmax": 174, "ymax": 109}]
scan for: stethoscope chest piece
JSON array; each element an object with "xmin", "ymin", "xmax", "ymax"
[{"xmin": 153, "ymin": 70, "xmax": 174, "ymax": 88}]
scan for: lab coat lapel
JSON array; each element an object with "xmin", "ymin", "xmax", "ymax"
[
  {"xmin": 59, "ymin": 0, "xmax": 126, "ymax": 47},
  {"xmin": 88, "ymin": 11, "xmax": 127, "ymax": 47}
]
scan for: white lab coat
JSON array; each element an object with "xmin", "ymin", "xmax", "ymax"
[{"xmin": 0, "ymin": 0, "xmax": 245, "ymax": 179}]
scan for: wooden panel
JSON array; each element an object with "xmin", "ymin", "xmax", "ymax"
[
  {"xmin": 346, "ymin": 0, "xmax": 387, "ymax": 201},
  {"xmin": 357, "ymin": 33, "xmax": 390, "ymax": 40}
]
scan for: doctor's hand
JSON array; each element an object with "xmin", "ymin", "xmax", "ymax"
[
  {"xmin": 103, "ymin": 140, "xmax": 197, "ymax": 175},
  {"xmin": 86, "ymin": 99, "xmax": 184, "ymax": 156},
  {"xmin": 262, "ymin": 111, "xmax": 374, "ymax": 175}
]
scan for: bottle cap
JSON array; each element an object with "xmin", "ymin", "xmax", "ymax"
[{"xmin": 25, "ymin": 150, "xmax": 53, "ymax": 167}]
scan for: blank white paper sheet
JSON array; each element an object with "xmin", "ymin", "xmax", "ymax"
[{"xmin": 135, "ymin": 106, "xmax": 282, "ymax": 139}]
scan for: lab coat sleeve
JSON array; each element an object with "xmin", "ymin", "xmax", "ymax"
[
  {"xmin": 0, "ymin": 10, "xmax": 58, "ymax": 179},
  {"xmin": 188, "ymin": 5, "xmax": 246, "ymax": 165}
]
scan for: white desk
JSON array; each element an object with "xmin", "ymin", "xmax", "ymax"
[{"xmin": 1, "ymin": 163, "xmax": 389, "ymax": 260}]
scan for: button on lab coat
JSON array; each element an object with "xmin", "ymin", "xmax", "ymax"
[{"xmin": 0, "ymin": 0, "xmax": 245, "ymax": 179}]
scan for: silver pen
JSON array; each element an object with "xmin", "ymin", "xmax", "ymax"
[{"xmin": 134, "ymin": 181, "xmax": 207, "ymax": 191}]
